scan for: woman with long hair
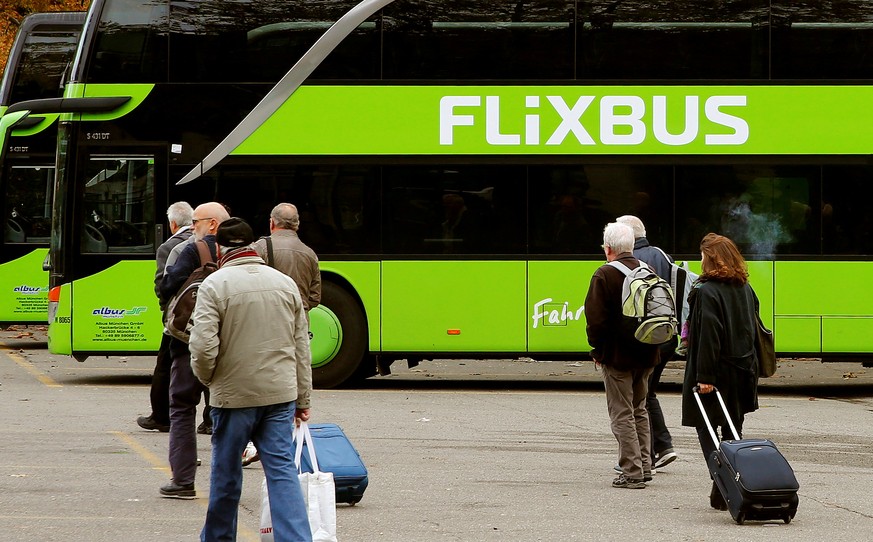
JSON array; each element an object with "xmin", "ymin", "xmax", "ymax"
[{"xmin": 681, "ymin": 233, "xmax": 761, "ymax": 510}]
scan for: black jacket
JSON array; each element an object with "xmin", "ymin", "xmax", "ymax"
[
  {"xmin": 681, "ymin": 279, "xmax": 760, "ymax": 428},
  {"xmin": 159, "ymin": 235, "xmax": 218, "ymax": 305}
]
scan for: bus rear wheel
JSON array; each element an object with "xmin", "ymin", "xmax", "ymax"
[{"xmin": 310, "ymin": 281, "xmax": 368, "ymax": 389}]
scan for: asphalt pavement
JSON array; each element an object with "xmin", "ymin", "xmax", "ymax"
[{"xmin": 1, "ymin": 325, "xmax": 872, "ymax": 541}]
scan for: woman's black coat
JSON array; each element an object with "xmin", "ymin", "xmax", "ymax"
[{"xmin": 681, "ymin": 279, "xmax": 760, "ymax": 430}]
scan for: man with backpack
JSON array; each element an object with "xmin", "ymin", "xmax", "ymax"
[
  {"xmin": 253, "ymin": 203, "xmax": 321, "ymax": 313},
  {"xmin": 137, "ymin": 201, "xmax": 194, "ymax": 433},
  {"xmin": 584, "ymin": 222, "xmax": 661, "ymax": 489},
  {"xmin": 158, "ymin": 201, "xmax": 230, "ymax": 498},
  {"xmin": 617, "ymin": 215, "xmax": 680, "ymax": 472}
]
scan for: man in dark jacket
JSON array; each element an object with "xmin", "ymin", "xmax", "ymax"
[
  {"xmin": 157, "ymin": 201, "xmax": 229, "ymax": 499},
  {"xmin": 617, "ymin": 215, "xmax": 679, "ymax": 471},
  {"xmin": 137, "ymin": 201, "xmax": 193, "ymax": 432},
  {"xmin": 584, "ymin": 222, "xmax": 660, "ymax": 489}
]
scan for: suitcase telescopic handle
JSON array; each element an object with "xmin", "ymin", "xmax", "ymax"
[{"xmin": 693, "ymin": 386, "xmax": 741, "ymax": 447}]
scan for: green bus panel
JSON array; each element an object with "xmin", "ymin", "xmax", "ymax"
[
  {"xmin": 47, "ymin": 282, "xmax": 72, "ymax": 355},
  {"xmin": 775, "ymin": 262, "xmax": 873, "ymax": 315},
  {"xmin": 71, "ymin": 261, "xmax": 163, "ymax": 352},
  {"xmin": 0, "ymin": 249, "xmax": 49, "ymax": 323},
  {"xmin": 747, "ymin": 261, "xmax": 774, "ymax": 328},
  {"xmin": 319, "ymin": 261, "xmax": 381, "ymax": 350},
  {"xmin": 381, "ymin": 261, "xmax": 526, "ymax": 351},
  {"xmin": 235, "ymin": 85, "xmax": 873, "ymax": 156},
  {"xmin": 774, "ymin": 317, "xmax": 821, "ymax": 353},
  {"xmin": 822, "ymin": 318, "xmax": 873, "ymax": 352},
  {"xmin": 527, "ymin": 260, "xmax": 601, "ymax": 352}
]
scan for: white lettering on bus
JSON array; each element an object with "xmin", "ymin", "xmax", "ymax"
[
  {"xmin": 532, "ymin": 298, "xmax": 585, "ymax": 329},
  {"xmin": 704, "ymin": 95, "xmax": 749, "ymax": 145},
  {"xmin": 439, "ymin": 94, "xmax": 749, "ymax": 147},
  {"xmin": 439, "ymin": 96, "xmax": 481, "ymax": 144}
]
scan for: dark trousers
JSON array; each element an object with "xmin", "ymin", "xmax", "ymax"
[
  {"xmin": 168, "ymin": 337, "xmax": 207, "ymax": 486},
  {"xmin": 149, "ymin": 334, "xmax": 211, "ymax": 427},
  {"xmin": 148, "ymin": 334, "xmax": 173, "ymax": 425},
  {"xmin": 647, "ymin": 341, "xmax": 678, "ymax": 462},
  {"xmin": 646, "ymin": 357, "xmax": 674, "ymax": 461}
]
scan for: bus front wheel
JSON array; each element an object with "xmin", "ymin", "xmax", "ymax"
[{"xmin": 310, "ymin": 281, "xmax": 368, "ymax": 389}]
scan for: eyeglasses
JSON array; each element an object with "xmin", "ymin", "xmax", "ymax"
[{"xmin": 192, "ymin": 217, "xmax": 214, "ymax": 225}]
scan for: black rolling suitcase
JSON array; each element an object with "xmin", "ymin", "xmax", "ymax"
[{"xmin": 694, "ymin": 388, "xmax": 799, "ymax": 524}]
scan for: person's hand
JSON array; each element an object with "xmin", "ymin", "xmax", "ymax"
[
  {"xmin": 294, "ymin": 408, "xmax": 311, "ymax": 427},
  {"xmin": 698, "ymin": 383, "xmax": 714, "ymax": 394}
]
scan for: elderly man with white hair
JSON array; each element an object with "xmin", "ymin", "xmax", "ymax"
[{"xmin": 584, "ymin": 222, "xmax": 660, "ymax": 489}]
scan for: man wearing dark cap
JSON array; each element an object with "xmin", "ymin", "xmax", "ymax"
[{"xmin": 189, "ymin": 218, "xmax": 313, "ymax": 542}]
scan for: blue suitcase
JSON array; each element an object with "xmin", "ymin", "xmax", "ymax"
[
  {"xmin": 694, "ymin": 389, "xmax": 799, "ymax": 524},
  {"xmin": 296, "ymin": 423, "xmax": 369, "ymax": 505}
]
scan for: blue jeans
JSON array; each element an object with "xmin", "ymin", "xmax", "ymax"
[{"xmin": 201, "ymin": 402, "xmax": 311, "ymax": 542}]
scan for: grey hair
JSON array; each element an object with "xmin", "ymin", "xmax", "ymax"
[
  {"xmin": 616, "ymin": 215, "xmax": 646, "ymax": 238},
  {"xmin": 603, "ymin": 222, "xmax": 635, "ymax": 253},
  {"xmin": 167, "ymin": 201, "xmax": 193, "ymax": 226},
  {"xmin": 270, "ymin": 203, "xmax": 300, "ymax": 231}
]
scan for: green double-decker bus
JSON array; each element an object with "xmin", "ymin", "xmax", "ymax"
[
  {"xmin": 0, "ymin": 11, "xmax": 84, "ymax": 328},
  {"xmin": 31, "ymin": 0, "xmax": 873, "ymax": 387}
]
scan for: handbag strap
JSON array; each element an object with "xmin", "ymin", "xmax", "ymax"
[{"xmin": 293, "ymin": 421, "xmax": 320, "ymax": 474}]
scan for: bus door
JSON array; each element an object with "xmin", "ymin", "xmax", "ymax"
[{"xmin": 68, "ymin": 151, "xmax": 165, "ymax": 354}]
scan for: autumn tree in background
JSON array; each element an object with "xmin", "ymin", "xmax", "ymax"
[{"xmin": 0, "ymin": 0, "xmax": 90, "ymax": 76}]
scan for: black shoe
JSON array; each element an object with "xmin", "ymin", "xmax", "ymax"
[
  {"xmin": 137, "ymin": 416, "xmax": 170, "ymax": 432},
  {"xmin": 160, "ymin": 480, "xmax": 196, "ymax": 499},
  {"xmin": 196, "ymin": 421, "xmax": 212, "ymax": 435}
]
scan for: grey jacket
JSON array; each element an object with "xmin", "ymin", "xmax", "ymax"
[
  {"xmin": 253, "ymin": 229, "xmax": 321, "ymax": 311},
  {"xmin": 189, "ymin": 254, "xmax": 312, "ymax": 410},
  {"xmin": 154, "ymin": 226, "xmax": 193, "ymax": 305}
]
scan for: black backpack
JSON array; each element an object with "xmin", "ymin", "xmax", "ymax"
[{"xmin": 165, "ymin": 240, "xmax": 217, "ymax": 343}]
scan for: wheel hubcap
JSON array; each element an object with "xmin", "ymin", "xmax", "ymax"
[{"xmin": 308, "ymin": 305, "xmax": 342, "ymax": 368}]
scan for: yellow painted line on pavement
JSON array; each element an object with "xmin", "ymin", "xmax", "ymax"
[
  {"xmin": 111, "ymin": 431, "xmax": 172, "ymax": 474},
  {"xmin": 0, "ymin": 346, "xmax": 61, "ymax": 388},
  {"xmin": 111, "ymin": 431, "xmax": 259, "ymax": 542}
]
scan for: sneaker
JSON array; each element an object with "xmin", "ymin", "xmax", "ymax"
[
  {"xmin": 612, "ymin": 474, "xmax": 646, "ymax": 489},
  {"xmin": 137, "ymin": 416, "xmax": 170, "ymax": 432},
  {"xmin": 196, "ymin": 421, "xmax": 212, "ymax": 435},
  {"xmin": 242, "ymin": 442, "xmax": 260, "ymax": 467},
  {"xmin": 613, "ymin": 464, "xmax": 623, "ymax": 474},
  {"xmin": 654, "ymin": 449, "xmax": 678, "ymax": 470},
  {"xmin": 159, "ymin": 480, "xmax": 196, "ymax": 499}
]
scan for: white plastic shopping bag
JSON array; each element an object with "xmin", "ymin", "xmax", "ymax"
[
  {"xmin": 260, "ymin": 423, "xmax": 338, "ymax": 542},
  {"xmin": 260, "ymin": 477, "xmax": 275, "ymax": 542},
  {"xmin": 295, "ymin": 422, "xmax": 338, "ymax": 542}
]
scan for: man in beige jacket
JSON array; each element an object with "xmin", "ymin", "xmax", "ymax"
[{"xmin": 190, "ymin": 217, "xmax": 313, "ymax": 542}]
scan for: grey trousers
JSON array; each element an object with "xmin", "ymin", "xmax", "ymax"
[
  {"xmin": 602, "ymin": 364, "xmax": 655, "ymax": 480},
  {"xmin": 168, "ymin": 337, "xmax": 206, "ymax": 486}
]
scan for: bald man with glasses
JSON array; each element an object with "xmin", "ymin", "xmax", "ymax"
[{"xmin": 158, "ymin": 201, "xmax": 230, "ymax": 499}]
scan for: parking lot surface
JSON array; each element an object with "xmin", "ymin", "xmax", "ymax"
[{"xmin": 1, "ymin": 326, "xmax": 872, "ymax": 541}]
